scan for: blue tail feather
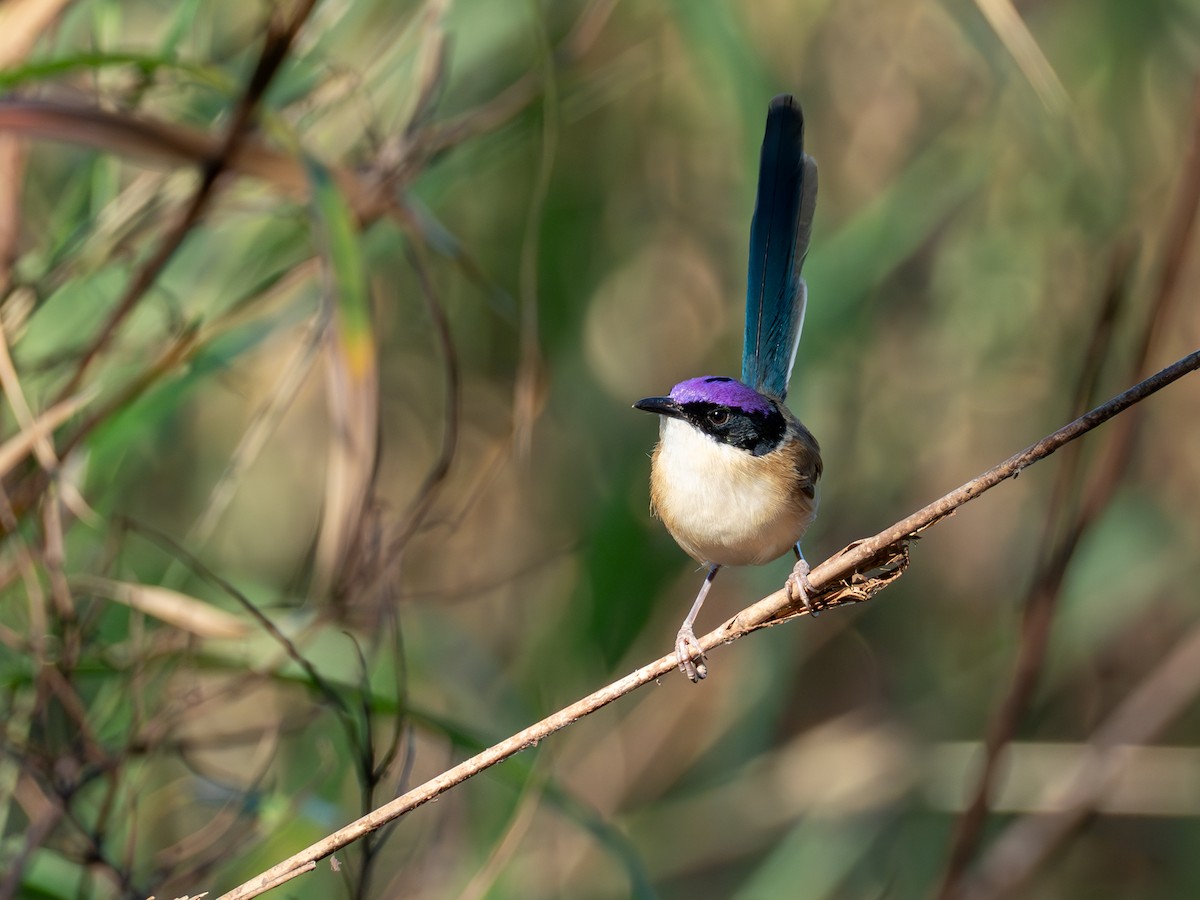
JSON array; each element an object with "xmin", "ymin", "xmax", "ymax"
[{"xmin": 742, "ymin": 95, "xmax": 818, "ymax": 401}]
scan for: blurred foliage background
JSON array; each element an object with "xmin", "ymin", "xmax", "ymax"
[{"xmin": 1, "ymin": 0, "xmax": 1200, "ymax": 897}]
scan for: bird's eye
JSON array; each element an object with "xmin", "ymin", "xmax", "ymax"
[{"xmin": 706, "ymin": 409, "xmax": 730, "ymax": 427}]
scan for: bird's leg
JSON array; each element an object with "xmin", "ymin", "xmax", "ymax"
[
  {"xmin": 676, "ymin": 564, "xmax": 720, "ymax": 682},
  {"xmin": 787, "ymin": 543, "xmax": 822, "ymax": 615}
]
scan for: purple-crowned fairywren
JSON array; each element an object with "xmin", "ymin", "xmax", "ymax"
[{"xmin": 635, "ymin": 95, "xmax": 822, "ymax": 681}]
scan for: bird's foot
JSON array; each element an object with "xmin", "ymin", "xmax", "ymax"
[
  {"xmin": 786, "ymin": 558, "xmax": 823, "ymax": 616},
  {"xmin": 675, "ymin": 626, "xmax": 708, "ymax": 682}
]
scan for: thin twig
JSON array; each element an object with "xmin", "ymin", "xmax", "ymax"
[
  {"xmin": 0, "ymin": 0, "xmax": 617, "ymax": 237},
  {"xmin": 123, "ymin": 522, "xmax": 352, "ymax": 722},
  {"xmin": 54, "ymin": 0, "xmax": 319, "ymax": 402},
  {"xmin": 0, "ymin": 3, "xmax": 320, "ymax": 533},
  {"xmin": 212, "ymin": 348, "xmax": 1200, "ymax": 900},
  {"xmin": 369, "ymin": 237, "xmax": 461, "ymax": 585},
  {"xmin": 0, "ymin": 799, "xmax": 63, "ymax": 900}
]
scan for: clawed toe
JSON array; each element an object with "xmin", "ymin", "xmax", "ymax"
[
  {"xmin": 675, "ymin": 628, "xmax": 707, "ymax": 682},
  {"xmin": 786, "ymin": 559, "xmax": 824, "ymax": 616}
]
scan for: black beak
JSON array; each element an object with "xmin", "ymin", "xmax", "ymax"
[{"xmin": 634, "ymin": 396, "xmax": 683, "ymax": 419}]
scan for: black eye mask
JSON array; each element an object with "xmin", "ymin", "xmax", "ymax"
[{"xmin": 679, "ymin": 401, "xmax": 787, "ymax": 457}]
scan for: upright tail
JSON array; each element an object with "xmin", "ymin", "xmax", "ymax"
[{"xmin": 742, "ymin": 95, "xmax": 818, "ymax": 402}]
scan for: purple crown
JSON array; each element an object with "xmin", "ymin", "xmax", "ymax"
[{"xmin": 669, "ymin": 376, "xmax": 775, "ymax": 415}]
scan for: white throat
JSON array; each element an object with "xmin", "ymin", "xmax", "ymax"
[{"xmin": 652, "ymin": 418, "xmax": 812, "ymax": 567}]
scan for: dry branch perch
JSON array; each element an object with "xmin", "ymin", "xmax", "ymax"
[{"xmin": 211, "ymin": 347, "xmax": 1200, "ymax": 899}]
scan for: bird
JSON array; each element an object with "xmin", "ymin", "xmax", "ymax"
[{"xmin": 634, "ymin": 94, "xmax": 822, "ymax": 682}]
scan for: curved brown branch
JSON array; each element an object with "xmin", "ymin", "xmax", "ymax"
[{"xmin": 212, "ymin": 348, "xmax": 1200, "ymax": 900}]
